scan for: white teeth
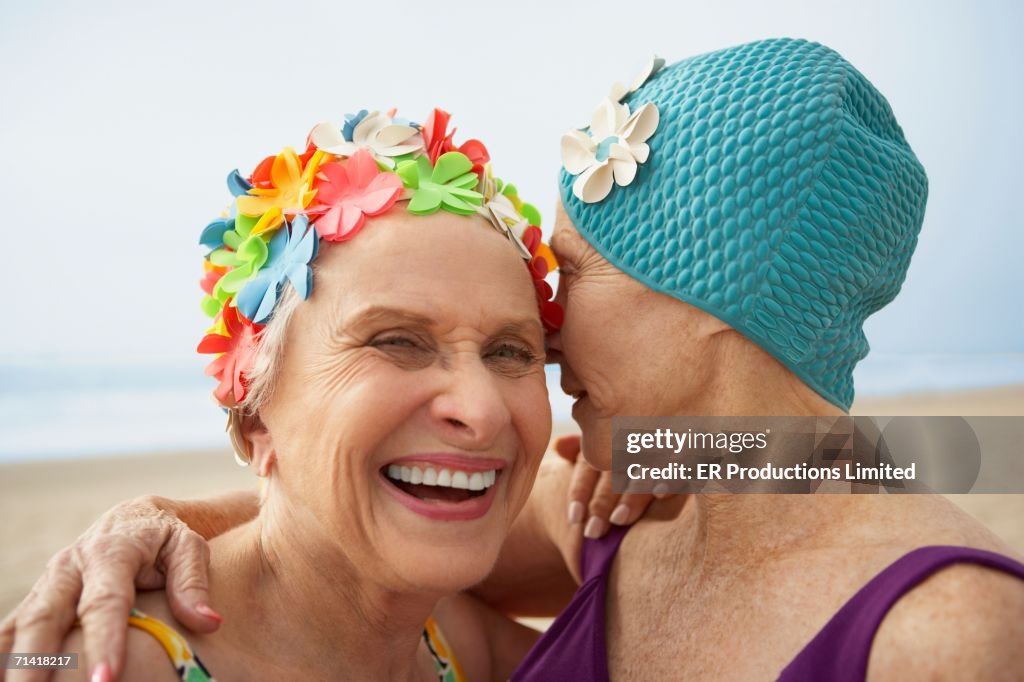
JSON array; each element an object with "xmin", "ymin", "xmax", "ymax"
[{"xmin": 385, "ymin": 465, "xmax": 500, "ymax": 491}]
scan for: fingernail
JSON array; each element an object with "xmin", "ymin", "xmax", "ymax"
[
  {"xmin": 583, "ymin": 516, "xmax": 607, "ymax": 539},
  {"xmin": 196, "ymin": 603, "xmax": 224, "ymax": 623},
  {"xmin": 609, "ymin": 504, "xmax": 630, "ymax": 526},
  {"xmin": 652, "ymin": 483, "xmax": 670, "ymax": 498},
  {"xmin": 567, "ymin": 501, "xmax": 585, "ymax": 525},
  {"xmin": 91, "ymin": 662, "xmax": 112, "ymax": 682}
]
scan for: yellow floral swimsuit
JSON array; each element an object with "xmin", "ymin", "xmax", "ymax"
[{"xmin": 128, "ymin": 608, "xmax": 466, "ymax": 681}]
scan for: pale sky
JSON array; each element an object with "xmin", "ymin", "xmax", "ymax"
[{"xmin": 2, "ymin": 0, "xmax": 1021, "ymax": 362}]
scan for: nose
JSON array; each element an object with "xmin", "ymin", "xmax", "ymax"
[{"xmin": 430, "ymin": 354, "xmax": 512, "ymax": 450}]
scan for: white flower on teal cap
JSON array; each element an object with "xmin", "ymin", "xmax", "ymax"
[
  {"xmin": 608, "ymin": 55, "xmax": 665, "ymax": 102},
  {"xmin": 561, "ymin": 99, "xmax": 659, "ymax": 203}
]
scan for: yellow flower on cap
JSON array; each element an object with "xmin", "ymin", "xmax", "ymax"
[{"xmin": 235, "ymin": 146, "xmax": 324, "ymax": 222}]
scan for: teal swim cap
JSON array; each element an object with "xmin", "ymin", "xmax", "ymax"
[{"xmin": 559, "ymin": 38, "xmax": 928, "ymax": 410}]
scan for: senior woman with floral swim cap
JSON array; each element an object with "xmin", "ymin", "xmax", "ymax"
[
  {"xmin": 9, "ymin": 107, "xmax": 575, "ymax": 682},
  {"xmin": 5, "ymin": 39, "xmax": 1024, "ymax": 682}
]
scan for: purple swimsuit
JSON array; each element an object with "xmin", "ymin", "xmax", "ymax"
[{"xmin": 512, "ymin": 526, "xmax": 1024, "ymax": 681}]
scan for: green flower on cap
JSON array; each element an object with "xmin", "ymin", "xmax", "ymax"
[{"xmin": 397, "ymin": 151, "xmax": 484, "ymax": 215}]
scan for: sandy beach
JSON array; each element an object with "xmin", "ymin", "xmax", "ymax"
[{"xmin": 1, "ymin": 384, "xmax": 1021, "ymax": 615}]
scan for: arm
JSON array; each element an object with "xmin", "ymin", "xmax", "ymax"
[
  {"xmin": 0, "ymin": 490, "xmax": 258, "ymax": 682},
  {"xmin": 156, "ymin": 489, "xmax": 259, "ymax": 542}
]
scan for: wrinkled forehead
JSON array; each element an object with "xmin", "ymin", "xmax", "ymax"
[{"xmin": 302, "ymin": 211, "xmax": 542, "ymax": 330}]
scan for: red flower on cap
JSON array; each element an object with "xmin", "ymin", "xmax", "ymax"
[
  {"xmin": 519, "ymin": 225, "xmax": 564, "ymax": 333},
  {"xmin": 196, "ymin": 304, "xmax": 265, "ymax": 406},
  {"xmin": 421, "ymin": 108, "xmax": 490, "ymax": 177}
]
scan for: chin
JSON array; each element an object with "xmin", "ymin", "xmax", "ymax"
[{"xmin": 370, "ymin": 461, "xmax": 523, "ymax": 591}]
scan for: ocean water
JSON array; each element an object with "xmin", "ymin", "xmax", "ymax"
[{"xmin": 1, "ymin": 354, "xmax": 1022, "ymax": 462}]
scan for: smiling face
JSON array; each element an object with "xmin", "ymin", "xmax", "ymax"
[
  {"xmin": 547, "ymin": 201, "xmax": 731, "ymax": 470},
  {"xmin": 249, "ymin": 211, "xmax": 550, "ymax": 594}
]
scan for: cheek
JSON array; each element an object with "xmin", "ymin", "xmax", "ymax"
[
  {"xmin": 506, "ymin": 377, "xmax": 552, "ymax": 503},
  {"xmin": 514, "ymin": 377, "xmax": 551, "ymax": 451},
  {"xmin": 274, "ymin": 361, "xmax": 427, "ymax": 473},
  {"xmin": 563, "ymin": 287, "xmax": 633, "ymax": 380},
  {"xmin": 563, "ymin": 289, "xmax": 606, "ymax": 357}
]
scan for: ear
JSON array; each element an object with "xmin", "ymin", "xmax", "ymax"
[{"xmin": 234, "ymin": 411, "xmax": 277, "ymax": 477}]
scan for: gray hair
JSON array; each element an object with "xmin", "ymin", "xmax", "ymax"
[
  {"xmin": 225, "ymin": 284, "xmax": 303, "ymax": 465},
  {"xmin": 238, "ymin": 283, "xmax": 304, "ymax": 417}
]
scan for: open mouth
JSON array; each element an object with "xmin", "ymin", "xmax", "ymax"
[{"xmin": 382, "ymin": 464, "xmax": 499, "ymax": 503}]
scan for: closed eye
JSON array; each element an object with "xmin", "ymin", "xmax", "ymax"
[
  {"xmin": 368, "ymin": 334, "xmax": 436, "ymax": 370},
  {"xmin": 372, "ymin": 336, "xmax": 418, "ymax": 348}
]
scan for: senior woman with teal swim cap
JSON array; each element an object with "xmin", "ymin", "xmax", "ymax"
[
  {"xmin": 519, "ymin": 37, "xmax": 1024, "ymax": 681},
  {"xmin": 5, "ymin": 38, "xmax": 1024, "ymax": 681}
]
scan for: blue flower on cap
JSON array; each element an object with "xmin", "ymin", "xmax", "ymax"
[{"xmin": 236, "ymin": 215, "xmax": 319, "ymax": 323}]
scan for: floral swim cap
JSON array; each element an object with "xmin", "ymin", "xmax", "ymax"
[{"xmin": 198, "ymin": 108, "xmax": 563, "ymax": 408}]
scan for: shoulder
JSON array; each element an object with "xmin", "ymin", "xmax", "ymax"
[
  {"xmin": 54, "ymin": 622, "xmax": 180, "ymax": 682},
  {"xmin": 867, "ymin": 558, "xmax": 1024, "ymax": 681}
]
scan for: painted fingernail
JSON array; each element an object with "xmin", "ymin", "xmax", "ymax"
[
  {"xmin": 609, "ymin": 504, "xmax": 630, "ymax": 526},
  {"xmin": 584, "ymin": 516, "xmax": 608, "ymax": 539},
  {"xmin": 196, "ymin": 603, "xmax": 224, "ymax": 623},
  {"xmin": 568, "ymin": 501, "xmax": 585, "ymax": 525},
  {"xmin": 91, "ymin": 662, "xmax": 112, "ymax": 682}
]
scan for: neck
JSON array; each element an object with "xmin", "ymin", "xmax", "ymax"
[
  {"xmin": 647, "ymin": 493, "xmax": 880, "ymax": 594},
  {"xmin": 659, "ymin": 333, "xmax": 855, "ymax": 577},
  {"xmin": 206, "ymin": 494, "xmax": 438, "ymax": 681}
]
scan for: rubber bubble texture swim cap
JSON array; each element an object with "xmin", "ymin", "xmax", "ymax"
[{"xmin": 559, "ymin": 38, "xmax": 928, "ymax": 410}]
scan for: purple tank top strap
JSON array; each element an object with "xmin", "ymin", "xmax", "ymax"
[
  {"xmin": 581, "ymin": 524, "xmax": 630, "ymax": 582},
  {"xmin": 511, "ymin": 525, "xmax": 631, "ymax": 682},
  {"xmin": 779, "ymin": 545, "xmax": 1024, "ymax": 682}
]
